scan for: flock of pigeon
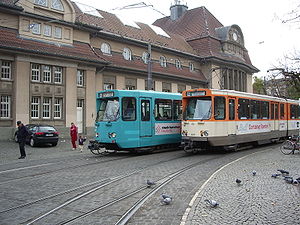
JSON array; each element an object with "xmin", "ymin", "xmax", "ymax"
[
  {"xmin": 146, "ymin": 169, "xmax": 299, "ymax": 207},
  {"xmin": 204, "ymin": 169, "xmax": 300, "ymax": 208}
]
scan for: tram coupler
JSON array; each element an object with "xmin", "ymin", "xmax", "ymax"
[{"xmin": 88, "ymin": 139, "xmax": 102, "ymax": 150}]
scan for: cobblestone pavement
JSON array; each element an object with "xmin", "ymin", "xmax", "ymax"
[{"xmin": 180, "ymin": 148, "xmax": 300, "ymax": 225}]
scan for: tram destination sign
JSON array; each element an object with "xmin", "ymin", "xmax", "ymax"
[
  {"xmin": 98, "ymin": 92, "xmax": 114, "ymax": 98},
  {"xmin": 186, "ymin": 91, "xmax": 206, "ymax": 97}
]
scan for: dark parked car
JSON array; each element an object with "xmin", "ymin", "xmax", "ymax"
[{"xmin": 15, "ymin": 124, "xmax": 59, "ymax": 147}]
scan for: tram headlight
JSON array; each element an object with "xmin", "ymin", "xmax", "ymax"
[
  {"xmin": 200, "ymin": 130, "xmax": 209, "ymax": 137},
  {"xmin": 108, "ymin": 132, "xmax": 117, "ymax": 138},
  {"xmin": 96, "ymin": 133, "xmax": 99, "ymax": 137}
]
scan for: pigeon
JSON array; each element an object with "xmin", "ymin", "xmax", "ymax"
[
  {"xmin": 204, "ymin": 199, "xmax": 219, "ymax": 208},
  {"xmin": 146, "ymin": 179, "xmax": 156, "ymax": 188},
  {"xmin": 271, "ymin": 174, "xmax": 281, "ymax": 178},
  {"xmin": 161, "ymin": 197, "xmax": 172, "ymax": 205},
  {"xmin": 161, "ymin": 194, "xmax": 172, "ymax": 199},
  {"xmin": 292, "ymin": 179, "xmax": 299, "ymax": 185},
  {"xmin": 277, "ymin": 169, "xmax": 289, "ymax": 175},
  {"xmin": 283, "ymin": 176, "xmax": 294, "ymax": 184},
  {"xmin": 252, "ymin": 170, "xmax": 257, "ymax": 176},
  {"xmin": 236, "ymin": 179, "xmax": 242, "ymax": 185}
]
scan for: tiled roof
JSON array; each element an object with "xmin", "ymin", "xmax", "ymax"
[
  {"xmin": 95, "ymin": 48, "xmax": 206, "ymax": 83},
  {"xmin": 153, "ymin": 7, "xmax": 258, "ymax": 71},
  {"xmin": 0, "ymin": 27, "xmax": 108, "ymax": 64},
  {"xmin": 71, "ymin": 2, "xmax": 198, "ymax": 56}
]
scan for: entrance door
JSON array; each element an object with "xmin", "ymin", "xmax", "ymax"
[
  {"xmin": 271, "ymin": 102, "xmax": 279, "ymax": 132},
  {"xmin": 140, "ymin": 98, "xmax": 152, "ymax": 146},
  {"xmin": 228, "ymin": 98, "xmax": 236, "ymax": 137},
  {"xmin": 77, "ymin": 99, "xmax": 84, "ymax": 133}
]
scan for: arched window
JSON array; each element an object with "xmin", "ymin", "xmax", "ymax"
[
  {"xmin": 189, "ymin": 62, "xmax": 194, "ymax": 72},
  {"xmin": 123, "ymin": 48, "xmax": 132, "ymax": 60},
  {"xmin": 175, "ymin": 59, "xmax": 181, "ymax": 69},
  {"xmin": 51, "ymin": 0, "xmax": 64, "ymax": 11},
  {"xmin": 142, "ymin": 52, "xmax": 149, "ymax": 64},
  {"xmin": 34, "ymin": 0, "xmax": 47, "ymax": 7},
  {"xmin": 101, "ymin": 43, "xmax": 111, "ymax": 55},
  {"xmin": 160, "ymin": 56, "xmax": 167, "ymax": 67}
]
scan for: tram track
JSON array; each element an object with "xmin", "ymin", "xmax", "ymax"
[{"xmin": 19, "ymin": 154, "xmax": 223, "ymax": 225}]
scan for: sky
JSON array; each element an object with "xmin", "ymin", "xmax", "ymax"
[{"xmin": 74, "ymin": 0, "xmax": 300, "ymax": 78}]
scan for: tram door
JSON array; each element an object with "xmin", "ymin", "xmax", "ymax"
[
  {"xmin": 228, "ymin": 98, "xmax": 236, "ymax": 136},
  {"xmin": 140, "ymin": 98, "xmax": 152, "ymax": 146},
  {"xmin": 271, "ymin": 102, "xmax": 279, "ymax": 131}
]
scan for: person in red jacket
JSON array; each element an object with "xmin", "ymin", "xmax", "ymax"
[{"xmin": 70, "ymin": 122, "xmax": 78, "ymax": 150}]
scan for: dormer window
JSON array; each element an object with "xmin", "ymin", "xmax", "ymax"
[
  {"xmin": 51, "ymin": 0, "xmax": 64, "ymax": 11},
  {"xmin": 35, "ymin": 0, "xmax": 47, "ymax": 7},
  {"xmin": 189, "ymin": 62, "xmax": 194, "ymax": 72},
  {"xmin": 101, "ymin": 43, "xmax": 111, "ymax": 55},
  {"xmin": 175, "ymin": 59, "xmax": 181, "ymax": 69},
  {"xmin": 160, "ymin": 56, "xmax": 167, "ymax": 67},
  {"xmin": 142, "ymin": 52, "xmax": 149, "ymax": 64},
  {"xmin": 123, "ymin": 48, "xmax": 132, "ymax": 61}
]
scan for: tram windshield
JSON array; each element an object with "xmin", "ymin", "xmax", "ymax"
[
  {"xmin": 184, "ymin": 97, "xmax": 212, "ymax": 120},
  {"xmin": 96, "ymin": 98, "xmax": 120, "ymax": 122}
]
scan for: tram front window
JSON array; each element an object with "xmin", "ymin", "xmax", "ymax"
[
  {"xmin": 184, "ymin": 97, "xmax": 212, "ymax": 120},
  {"xmin": 96, "ymin": 98, "xmax": 120, "ymax": 122}
]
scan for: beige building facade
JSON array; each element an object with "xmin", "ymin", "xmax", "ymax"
[{"xmin": 0, "ymin": 0, "xmax": 258, "ymax": 139}]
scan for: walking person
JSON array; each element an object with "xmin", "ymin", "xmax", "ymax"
[
  {"xmin": 16, "ymin": 121, "xmax": 28, "ymax": 159},
  {"xmin": 78, "ymin": 136, "xmax": 86, "ymax": 152},
  {"xmin": 70, "ymin": 122, "xmax": 78, "ymax": 150}
]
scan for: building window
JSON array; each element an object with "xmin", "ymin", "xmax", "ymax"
[
  {"xmin": 31, "ymin": 97, "xmax": 40, "ymax": 118},
  {"xmin": 101, "ymin": 43, "xmax": 111, "ymax": 55},
  {"xmin": 178, "ymin": 84, "xmax": 185, "ymax": 93},
  {"xmin": 54, "ymin": 27, "xmax": 62, "ymax": 39},
  {"xmin": 160, "ymin": 56, "xmax": 167, "ymax": 67},
  {"xmin": 189, "ymin": 62, "xmax": 194, "ymax": 72},
  {"xmin": 1, "ymin": 61, "xmax": 11, "ymax": 80},
  {"xmin": 43, "ymin": 65, "xmax": 51, "ymax": 83},
  {"xmin": 54, "ymin": 98, "xmax": 62, "ymax": 119},
  {"xmin": 175, "ymin": 59, "xmax": 181, "ymax": 69},
  {"xmin": 54, "ymin": 66, "xmax": 62, "ymax": 84},
  {"xmin": 34, "ymin": 0, "xmax": 47, "ymax": 7},
  {"xmin": 104, "ymin": 83, "xmax": 114, "ymax": 90},
  {"xmin": 162, "ymin": 82, "xmax": 171, "ymax": 92},
  {"xmin": 142, "ymin": 52, "xmax": 149, "ymax": 64},
  {"xmin": 125, "ymin": 78, "xmax": 136, "ymax": 90},
  {"xmin": 43, "ymin": 25, "xmax": 52, "ymax": 37},
  {"xmin": 77, "ymin": 70, "xmax": 84, "ymax": 86},
  {"xmin": 31, "ymin": 64, "xmax": 40, "ymax": 82},
  {"xmin": 43, "ymin": 97, "xmax": 51, "ymax": 119},
  {"xmin": 32, "ymin": 23, "xmax": 41, "ymax": 34},
  {"xmin": 0, "ymin": 95, "xmax": 11, "ymax": 118},
  {"xmin": 51, "ymin": 0, "xmax": 64, "ymax": 11},
  {"xmin": 123, "ymin": 48, "xmax": 132, "ymax": 60}
]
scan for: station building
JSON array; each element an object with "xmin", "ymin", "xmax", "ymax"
[{"xmin": 0, "ymin": 0, "xmax": 258, "ymax": 139}]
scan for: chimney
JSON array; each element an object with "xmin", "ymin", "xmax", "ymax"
[{"xmin": 170, "ymin": 0, "xmax": 188, "ymax": 20}]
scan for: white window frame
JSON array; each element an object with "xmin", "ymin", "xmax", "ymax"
[
  {"xmin": 122, "ymin": 48, "xmax": 132, "ymax": 61},
  {"xmin": 54, "ymin": 66, "xmax": 62, "ymax": 84},
  {"xmin": 43, "ymin": 24, "xmax": 52, "ymax": 37},
  {"xmin": 0, "ymin": 95, "xmax": 11, "ymax": 118},
  {"xmin": 43, "ymin": 65, "xmax": 51, "ymax": 83},
  {"xmin": 34, "ymin": 0, "xmax": 47, "ymax": 7},
  {"xmin": 54, "ymin": 27, "xmax": 62, "ymax": 39},
  {"xmin": 31, "ymin": 64, "xmax": 40, "ymax": 82},
  {"xmin": 160, "ymin": 56, "xmax": 167, "ymax": 67},
  {"xmin": 175, "ymin": 59, "xmax": 181, "ymax": 69},
  {"xmin": 101, "ymin": 43, "xmax": 111, "ymax": 55},
  {"xmin": 43, "ymin": 97, "xmax": 51, "ymax": 119},
  {"xmin": 77, "ymin": 70, "xmax": 84, "ymax": 86},
  {"xmin": 31, "ymin": 97, "xmax": 40, "ymax": 119},
  {"xmin": 1, "ymin": 61, "xmax": 11, "ymax": 80},
  {"xmin": 32, "ymin": 23, "xmax": 41, "ymax": 35},
  {"xmin": 189, "ymin": 62, "xmax": 194, "ymax": 72},
  {"xmin": 51, "ymin": 0, "xmax": 64, "ymax": 11},
  {"xmin": 54, "ymin": 98, "xmax": 62, "ymax": 119},
  {"xmin": 104, "ymin": 83, "xmax": 114, "ymax": 90}
]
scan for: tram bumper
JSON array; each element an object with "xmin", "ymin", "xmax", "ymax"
[
  {"xmin": 88, "ymin": 140, "xmax": 106, "ymax": 150},
  {"xmin": 181, "ymin": 136, "xmax": 209, "ymax": 152}
]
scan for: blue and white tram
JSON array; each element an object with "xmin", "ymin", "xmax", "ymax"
[{"xmin": 89, "ymin": 90, "xmax": 182, "ymax": 152}]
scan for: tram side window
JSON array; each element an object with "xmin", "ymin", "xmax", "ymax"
[
  {"xmin": 173, "ymin": 100, "xmax": 182, "ymax": 121},
  {"xmin": 238, "ymin": 98, "xmax": 250, "ymax": 119},
  {"xmin": 290, "ymin": 104, "xmax": 300, "ymax": 119},
  {"xmin": 141, "ymin": 100, "xmax": 150, "ymax": 121},
  {"xmin": 214, "ymin": 96, "xmax": 225, "ymax": 120},
  {"xmin": 250, "ymin": 100, "xmax": 261, "ymax": 119},
  {"xmin": 229, "ymin": 99, "xmax": 235, "ymax": 120},
  {"xmin": 261, "ymin": 101, "xmax": 269, "ymax": 119},
  {"xmin": 280, "ymin": 104, "xmax": 285, "ymax": 119},
  {"xmin": 122, "ymin": 97, "xmax": 136, "ymax": 121},
  {"xmin": 155, "ymin": 99, "xmax": 172, "ymax": 120}
]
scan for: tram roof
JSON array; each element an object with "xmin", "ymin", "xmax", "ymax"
[{"xmin": 96, "ymin": 90, "xmax": 182, "ymax": 99}]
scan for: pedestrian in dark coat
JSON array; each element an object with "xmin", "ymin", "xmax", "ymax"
[
  {"xmin": 70, "ymin": 122, "xmax": 78, "ymax": 150},
  {"xmin": 16, "ymin": 121, "xmax": 28, "ymax": 159}
]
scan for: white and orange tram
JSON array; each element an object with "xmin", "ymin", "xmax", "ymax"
[{"xmin": 181, "ymin": 89, "xmax": 300, "ymax": 152}]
